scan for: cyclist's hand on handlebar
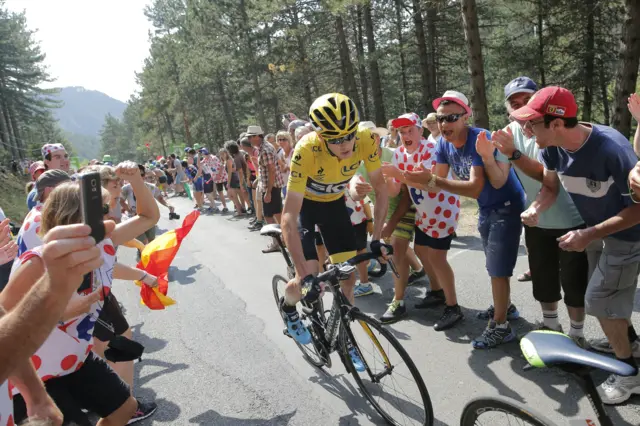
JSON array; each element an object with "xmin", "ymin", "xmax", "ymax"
[{"xmin": 300, "ymin": 274, "xmax": 322, "ymax": 303}]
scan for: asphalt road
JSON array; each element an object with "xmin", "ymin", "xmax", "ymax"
[{"xmin": 112, "ymin": 196, "xmax": 640, "ymax": 426}]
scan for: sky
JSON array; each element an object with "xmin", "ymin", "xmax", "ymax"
[{"xmin": 4, "ymin": 0, "xmax": 154, "ymax": 103}]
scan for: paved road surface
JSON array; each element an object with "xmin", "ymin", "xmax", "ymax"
[{"xmin": 112, "ymin": 197, "xmax": 640, "ymax": 425}]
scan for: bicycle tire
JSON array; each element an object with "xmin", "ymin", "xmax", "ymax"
[
  {"xmin": 271, "ymin": 275, "xmax": 327, "ymax": 368},
  {"xmin": 460, "ymin": 396, "xmax": 555, "ymax": 426},
  {"xmin": 367, "ymin": 259, "xmax": 387, "ymax": 278},
  {"xmin": 342, "ymin": 310, "xmax": 434, "ymax": 426}
]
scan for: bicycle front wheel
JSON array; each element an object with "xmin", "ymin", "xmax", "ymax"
[
  {"xmin": 460, "ymin": 396, "xmax": 555, "ymax": 426},
  {"xmin": 342, "ymin": 310, "xmax": 433, "ymax": 426},
  {"xmin": 272, "ymin": 275, "xmax": 327, "ymax": 368}
]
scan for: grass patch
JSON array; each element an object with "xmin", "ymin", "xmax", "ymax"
[{"xmin": 0, "ymin": 172, "xmax": 30, "ymax": 222}]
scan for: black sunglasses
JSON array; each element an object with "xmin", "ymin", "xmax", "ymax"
[
  {"xmin": 436, "ymin": 113, "xmax": 466, "ymax": 124},
  {"xmin": 325, "ymin": 130, "xmax": 357, "ymax": 145}
]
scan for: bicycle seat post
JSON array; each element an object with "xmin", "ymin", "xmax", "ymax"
[{"xmin": 562, "ymin": 365, "xmax": 613, "ymax": 426}]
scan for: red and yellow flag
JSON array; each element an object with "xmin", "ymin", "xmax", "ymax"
[{"xmin": 135, "ymin": 210, "xmax": 200, "ymax": 309}]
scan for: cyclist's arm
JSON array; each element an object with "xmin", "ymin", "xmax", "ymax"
[{"xmin": 281, "ymin": 191, "xmax": 310, "ymax": 278}]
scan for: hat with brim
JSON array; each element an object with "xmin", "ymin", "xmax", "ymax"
[
  {"xmin": 391, "ymin": 113, "xmax": 422, "ymax": 129},
  {"xmin": 359, "ymin": 121, "xmax": 390, "ymax": 137},
  {"xmin": 432, "ymin": 90, "xmax": 472, "ymax": 115},
  {"xmin": 246, "ymin": 125, "xmax": 263, "ymax": 136}
]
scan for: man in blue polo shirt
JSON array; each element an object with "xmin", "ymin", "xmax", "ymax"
[
  {"xmin": 512, "ymin": 86, "xmax": 640, "ymax": 405},
  {"xmin": 404, "ymin": 90, "xmax": 526, "ymax": 349}
]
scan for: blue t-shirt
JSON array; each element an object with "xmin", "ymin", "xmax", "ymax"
[
  {"xmin": 26, "ymin": 188, "xmax": 37, "ymax": 210},
  {"xmin": 435, "ymin": 127, "xmax": 525, "ymax": 211},
  {"xmin": 540, "ymin": 124, "xmax": 640, "ymax": 242}
]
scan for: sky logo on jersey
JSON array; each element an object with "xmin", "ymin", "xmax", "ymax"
[{"xmin": 307, "ymin": 177, "xmax": 350, "ymax": 195}]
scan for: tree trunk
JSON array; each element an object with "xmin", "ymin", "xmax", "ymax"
[
  {"xmin": 290, "ymin": 3, "xmax": 313, "ymax": 107},
  {"xmin": 599, "ymin": 57, "xmax": 610, "ymax": 125},
  {"xmin": 612, "ymin": 0, "xmax": 640, "ymax": 138},
  {"xmin": 460, "ymin": 0, "xmax": 490, "ymax": 129},
  {"xmin": 363, "ymin": 2, "xmax": 386, "ymax": 125},
  {"xmin": 335, "ymin": 15, "xmax": 361, "ymax": 108},
  {"xmin": 8, "ymin": 104, "xmax": 23, "ymax": 158},
  {"xmin": 0, "ymin": 101, "xmax": 16, "ymax": 159},
  {"xmin": 182, "ymin": 108, "xmax": 192, "ymax": 144},
  {"xmin": 216, "ymin": 73, "xmax": 237, "ymax": 139},
  {"xmin": 163, "ymin": 112, "xmax": 177, "ymax": 147},
  {"xmin": 355, "ymin": 6, "xmax": 369, "ymax": 119},
  {"xmin": 425, "ymin": 2, "xmax": 438, "ymax": 99},
  {"xmin": 582, "ymin": 0, "xmax": 595, "ymax": 121},
  {"xmin": 2, "ymin": 102, "xmax": 19, "ymax": 160},
  {"xmin": 537, "ymin": 0, "xmax": 546, "ymax": 86},
  {"xmin": 395, "ymin": 0, "xmax": 409, "ymax": 111},
  {"xmin": 239, "ymin": 0, "xmax": 268, "ymax": 132},
  {"xmin": 412, "ymin": 0, "xmax": 432, "ymax": 113},
  {"xmin": 155, "ymin": 116, "xmax": 168, "ymax": 159}
]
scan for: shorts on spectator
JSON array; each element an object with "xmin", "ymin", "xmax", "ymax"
[
  {"xmin": 158, "ymin": 176, "xmax": 167, "ymax": 184},
  {"xmin": 216, "ymin": 182, "xmax": 227, "ymax": 192},
  {"xmin": 94, "ymin": 293, "xmax": 130, "ymax": 342},
  {"xmin": 585, "ymin": 237, "xmax": 640, "ymax": 319},
  {"xmin": 262, "ymin": 187, "xmax": 283, "ymax": 217},
  {"xmin": 524, "ymin": 224, "xmax": 588, "ymax": 307},
  {"xmin": 12, "ymin": 352, "xmax": 131, "ymax": 425},
  {"xmin": 414, "ymin": 226, "xmax": 453, "ymax": 250},
  {"xmin": 203, "ymin": 174, "xmax": 214, "ymax": 194},
  {"xmin": 137, "ymin": 227, "xmax": 156, "ymax": 243},
  {"xmin": 478, "ymin": 203, "xmax": 523, "ymax": 277},
  {"xmin": 193, "ymin": 177, "xmax": 204, "ymax": 192},
  {"xmin": 229, "ymin": 173, "xmax": 241, "ymax": 189},
  {"xmin": 391, "ymin": 207, "xmax": 416, "ymax": 241},
  {"xmin": 354, "ymin": 221, "xmax": 368, "ymax": 251}
]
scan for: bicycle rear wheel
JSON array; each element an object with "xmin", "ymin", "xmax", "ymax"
[
  {"xmin": 342, "ymin": 310, "xmax": 433, "ymax": 426},
  {"xmin": 272, "ymin": 275, "xmax": 328, "ymax": 368},
  {"xmin": 460, "ymin": 396, "xmax": 555, "ymax": 426}
]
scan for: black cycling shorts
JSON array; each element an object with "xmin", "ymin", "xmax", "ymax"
[{"xmin": 299, "ymin": 197, "xmax": 357, "ymax": 264}]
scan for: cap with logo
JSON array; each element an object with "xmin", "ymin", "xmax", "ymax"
[
  {"xmin": 504, "ymin": 77, "xmax": 538, "ymax": 101},
  {"xmin": 510, "ymin": 86, "xmax": 578, "ymax": 121},
  {"xmin": 41, "ymin": 143, "xmax": 66, "ymax": 159},
  {"xmin": 391, "ymin": 113, "xmax": 422, "ymax": 129},
  {"xmin": 246, "ymin": 125, "xmax": 264, "ymax": 136},
  {"xmin": 432, "ymin": 91, "xmax": 472, "ymax": 115},
  {"xmin": 35, "ymin": 169, "xmax": 71, "ymax": 200},
  {"xmin": 359, "ymin": 120, "xmax": 390, "ymax": 137},
  {"xmin": 29, "ymin": 161, "xmax": 45, "ymax": 180}
]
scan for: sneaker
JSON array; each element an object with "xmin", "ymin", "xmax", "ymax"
[
  {"xmin": 408, "ymin": 268, "xmax": 426, "ymax": 286},
  {"xmin": 127, "ymin": 400, "xmax": 158, "ymax": 424},
  {"xmin": 570, "ymin": 335, "xmax": 590, "ymax": 350},
  {"xmin": 262, "ymin": 243, "xmax": 279, "ymax": 254},
  {"xmin": 434, "ymin": 305, "xmax": 464, "ymax": 331},
  {"xmin": 472, "ymin": 321, "xmax": 516, "ymax": 349},
  {"xmin": 222, "ymin": 207, "xmax": 229, "ymax": 213},
  {"xmin": 415, "ymin": 290, "xmax": 445, "ymax": 309},
  {"xmin": 589, "ymin": 338, "xmax": 640, "ymax": 357},
  {"xmin": 248, "ymin": 221, "xmax": 264, "ymax": 231},
  {"xmin": 476, "ymin": 303, "xmax": 520, "ymax": 321},
  {"xmin": 598, "ymin": 372, "xmax": 640, "ymax": 405},
  {"xmin": 286, "ymin": 314, "xmax": 312, "ymax": 345},
  {"xmin": 206, "ymin": 207, "xmax": 218, "ymax": 214},
  {"xmin": 348, "ymin": 346, "xmax": 366, "ymax": 372},
  {"xmin": 380, "ymin": 300, "xmax": 407, "ymax": 324},
  {"xmin": 534, "ymin": 321, "xmax": 563, "ymax": 333},
  {"xmin": 354, "ymin": 282, "xmax": 374, "ymax": 297},
  {"xmin": 249, "ymin": 216, "xmax": 258, "ymax": 225}
]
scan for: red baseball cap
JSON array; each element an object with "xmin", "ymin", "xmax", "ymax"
[
  {"xmin": 510, "ymin": 86, "xmax": 578, "ymax": 121},
  {"xmin": 391, "ymin": 112, "xmax": 422, "ymax": 129}
]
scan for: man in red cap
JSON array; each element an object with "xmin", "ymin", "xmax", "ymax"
[
  {"xmin": 511, "ymin": 86, "xmax": 640, "ymax": 404},
  {"xmin": 403, "ymin": 90, "xmax": 526, "ymax": 349}
]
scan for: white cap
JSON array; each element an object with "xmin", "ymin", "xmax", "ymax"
[{"xmin": 432, "ymin": 90, "xmax": 472, "ymax": 115}]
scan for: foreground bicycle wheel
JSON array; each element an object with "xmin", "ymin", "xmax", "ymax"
[
  {"xmin": 342, "ymin": 310, "xmax": 433, "ymax": 426},
  {"xmin": 460, "ymin": 396, "xmax": 554, "ymax": 426},
  {"xmin": 272, "ymin": 275, "xmax": 328, "ymax": 368}
]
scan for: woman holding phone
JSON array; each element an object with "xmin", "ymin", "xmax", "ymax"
[{"xmin": 1, "ymin": 161, "xmax": 160, "ymax": 426}]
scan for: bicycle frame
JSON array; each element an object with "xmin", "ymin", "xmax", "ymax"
[{"xmin": 555, "ymin": 364, "xmax": 612, "ymax": 426}]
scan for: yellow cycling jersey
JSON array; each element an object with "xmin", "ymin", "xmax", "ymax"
[{"xmin": 287, "ymin": 128, "xmax": 381, "ymax": 202}]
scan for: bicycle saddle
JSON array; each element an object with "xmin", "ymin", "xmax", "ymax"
[
  {"xmin": 260, "ymin": 224, "xmax": 282, "ymax": 237},
  {"xmin": 521, "ymin": 330, "xmax": 636, "ymax": 377}
]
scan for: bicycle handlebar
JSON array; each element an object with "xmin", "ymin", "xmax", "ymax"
[{"xmin": 314, "ymin": 244, "xmax": 399, "ymax": 286}]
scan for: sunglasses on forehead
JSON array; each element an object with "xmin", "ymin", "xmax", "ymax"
[
  {"xmin": 435, "ymin": 113, "xmax": 466, "ymax": 124},
  {"xmin": 325, "ymin": 130, "xmax": 357, "ymax": 145}
]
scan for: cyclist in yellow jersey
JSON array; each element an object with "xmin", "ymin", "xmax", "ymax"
[{"xmin": 280, "ymin": 93, "xmax": 389, "ymax": 352}]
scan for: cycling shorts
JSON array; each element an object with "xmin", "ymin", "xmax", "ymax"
[{"xmin": 299, "ymin": 197, "xmax": 356, "ymax": 264}]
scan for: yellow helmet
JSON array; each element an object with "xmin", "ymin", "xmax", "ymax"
[{"xmin": 308, "ymin": 93, "xmax": 359, "ymax": 139}]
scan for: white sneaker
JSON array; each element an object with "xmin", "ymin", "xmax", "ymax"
[
  {"xmin": 598, "ymin": 372, "xmax": 640, "ymax": 405},
  {"xmin": 589, "ymin": 338, "xmax": 640, "ymax": 357}
]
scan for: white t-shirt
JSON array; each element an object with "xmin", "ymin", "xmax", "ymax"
[
  {"xmin": 121, "ymin": 182, "xmax": 161, "ymax": 212},
  {"xmin": 344, "ymin": 190, "xmax": 367, "ymax": 226},
  {"xmin": 16, "ymin": 204, "xmax": 44, "ymax": 258},
  {"xmin": 392, "ymin": 139, "xmax": 460, "ymax": 239},
  {"xmin": 9, "ymin": 239, "xmax": 116, "ymax": 393}
]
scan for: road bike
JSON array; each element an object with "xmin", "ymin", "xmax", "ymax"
[
  {"xmin": 261, "ymin": 224, "xmax": 434, "ymax": 426},
  {"xmin": 459, "ymin": 330, "xmax": 636, "ymax": 426}
]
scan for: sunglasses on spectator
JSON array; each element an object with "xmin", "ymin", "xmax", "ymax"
[
  {"xmin": 325, "ymin": 130, "xmax": 356, "ymax": 145},
  {"xmin": 436, "ymin": 113, "xmax": 466, "ymax": 124}
]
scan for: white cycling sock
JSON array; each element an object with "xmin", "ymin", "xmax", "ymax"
[
  {"xmin": 569, "ymin": 319, "xmax": 585, "ymax": 338},
  {"xmin": 542, "ymin": 309, "xmax": 560, "ymax": 330}
]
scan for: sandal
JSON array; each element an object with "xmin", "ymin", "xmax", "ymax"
[{"xmin": 517, "ymin": 270, "xmax": 532, "ymax": 282}]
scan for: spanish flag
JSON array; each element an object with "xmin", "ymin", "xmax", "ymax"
[{"xmin": 135, "ymin": 210, "xmax": 200, "ymax": 309}]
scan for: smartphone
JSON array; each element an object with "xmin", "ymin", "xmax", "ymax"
[{"xmin": 79, "ymin": 172, "xmax": 105, "ymax": 243}]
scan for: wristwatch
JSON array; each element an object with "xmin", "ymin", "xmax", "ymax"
[
  {"xmin": 508, "ymin": 150, "xmax": 522, "ymax": 161},
  {"xmin": 427, "ymin": 173, "xmax": 437, "ymax": 188}
]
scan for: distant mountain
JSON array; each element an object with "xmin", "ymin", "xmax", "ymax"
[{"xmin": 50, "ymin": 87, "xmax": 127, "ymax": 160}]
